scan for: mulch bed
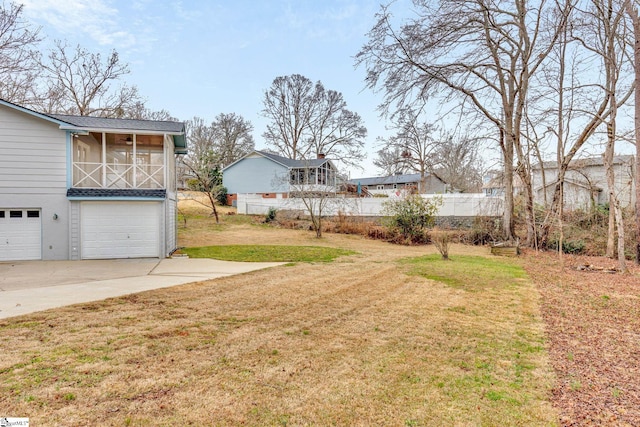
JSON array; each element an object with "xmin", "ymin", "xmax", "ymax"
[{"xmin": 522, "ymin": 250, "xmax": 640, "ymax": 426}]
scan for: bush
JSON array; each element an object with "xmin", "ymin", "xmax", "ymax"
[
  {"xmin": 430, "ymin": 228, "xmax": 454, "ymax": 259},
  {"xmin": 381, "ymin": 195, "xmax": 441, "ymax": 244},
  {"xmin": 215, "ymin": 185, "xmax": 228, "ymax": 205},
  {"xmin": 548, "ymin": 238, "xmax": 586, "ymax": 254},
  {"xmin": 186, "ymin": 178, "xmax": 204, "ymax": 192},
  {"xmin": 264, "ymin": 207, "xmax": 278, "ymax": 223},
  {"xmin": 465, "ymin": 217, "xmax": 503, "ymax": 245}
]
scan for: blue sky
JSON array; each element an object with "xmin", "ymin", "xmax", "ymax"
[{"xmin": 20, "ymin": 0, "xmax": 405, "ymax": 177}]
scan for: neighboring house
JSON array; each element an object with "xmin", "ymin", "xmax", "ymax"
[
  {"xmin": 482, "ymin": 170, "xmax": 525, "ymax": 197},
  {"xmin": 531, "ymin": 155, "xmax": 635, "ymax": 210},
  {"xmin": 175, "ymin": 156, "xmax": 196, "ymax": 190},
  {"xmin": 349, "ymin": 172, "xmax": 448, "ymax": 196},
  {"xmin": 222, "ymin": 150, "xmax": 338, "ymax": 205},
  {"xmin": 0, "ymin": 99, "xmax": 186, "ymax": 261}
]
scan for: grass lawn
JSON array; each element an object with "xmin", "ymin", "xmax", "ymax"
[
  {"xmin": 182, "ymin": 245, "xmax": 355, "ymax": 262},
  {"xmin": 0, "ymin": 204, "xmax": 557, "ymax": 425}
]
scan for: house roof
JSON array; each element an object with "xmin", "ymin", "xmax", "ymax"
[
  {"xmin": 51, "ymin": 114, "xmax": 186, "ymax": 151},
  {"xmin": 50, "ymin": 114, "xmax": 185, "ymax": 134},
  {"xmin": 0, "ymin": 98, "xmax": 186, "ymax": 152},
  {"xmin": 223, "ymin": 150, "xmax": 334, "ymax": 171},
  {"xmin": 532, "ymin": 154, "xmax": 634, "ymax": 170},
  {"xmin": 348, "ymin": 173, "xmax": 437, "ymax": 186},
  {"xmin": 482, "ymin": 172, "xmax": 525, "ymax": 190}
]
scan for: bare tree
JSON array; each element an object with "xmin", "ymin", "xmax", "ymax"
[
  {"xmin": 125, "ymin": 101, "xmax": 178, "ymax": 121},
  {"xmin": 433, "ymin": 135, "xmax": 483, "ymax": 193},
  {"xmin": 0, "ymin": 2, "xmax": 41, "ymax": 105},
  {"xmin": 262, "ymin": 74, "xmax": 366, "ymax": 168},
  {"xmin": 181, "ymin": 113, "xmax": 254, "ymax": 221},
  {"xmin": 356, "ymin": 0, "xmax": 572, "ymax": 244},
  {"xmin": 211, "ymin": 112, "xmax": 255, "ymax": 167},
  {"xmin": 39, "ymin": 41, "xmax": 142, "ymax": 117},
  {"xmin": 624, "ymin": 0, "xmax": 640, "ymax": 264},
  {"xmin": 594, "ymin": 0, "xmax": 630, "ymax": 272},
  {"xmin": 373, "ymin": 144, "xmax": 411, "ymax": 176},
  {"xmin": 307, "ymin": 89, "xmax": 367, "ymax": 168},
  {"xmin": 534, "ymin": 0, "xmax": 634, "ymax": 251},
  {"xmin": 285, "ymin": 161, "xmax": 347, "ymax": 238},
  {"xmin": 262, "ymin": 74, "xmax": 318, "ymax": 160},
  {"xmin": 182, "ymin": 116, "xmax": 222, "ymax": 222},
  {"xmin": 377, "ymin": 109, "xmax": 437, "ymax": 193}
]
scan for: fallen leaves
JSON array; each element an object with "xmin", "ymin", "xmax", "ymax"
[{"xmin": 523, "ymin": 250, "xmax": 640, "ymax": 426}]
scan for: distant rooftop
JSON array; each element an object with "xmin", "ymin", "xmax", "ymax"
[
  {"xmin": 256, "ymin": 150, "xmax": 331, "ymax": 168},
  {"xmin": 349, "ymin": 173, "xmax": 429, "ymax": 186}
]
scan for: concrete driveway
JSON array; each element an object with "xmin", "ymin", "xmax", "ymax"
[{"xmin": 0, "ymin": 258, "xmax": 283, "ymax": 319}]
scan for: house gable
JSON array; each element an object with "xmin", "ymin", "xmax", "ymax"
[{"xmin": 0, "ymin": 102, "xmax": 68, "ymax": 195}]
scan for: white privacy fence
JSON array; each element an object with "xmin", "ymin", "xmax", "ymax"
[{"xmin": 237, "ymin": 194, "xmax": 504, "ymax": 217}]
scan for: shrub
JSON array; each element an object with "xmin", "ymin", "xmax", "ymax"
[
  {"xmin": 381, "ymin": 195, "xmax": 441, "ymax": 244},
  {"xmin": 186, "ymin": 178, "xmax": 204, "ymax": 191},
  {"xmin": 465, "ymin": 217, "xmax": 503, "ymax": 245},
  {"xmin": 430, "ymin": 228, "xmax": 454, "ymax": 259},
  {"xmin": 215, "ymin": 185, "xmax": 228, "ymax": 205},
  {"xmin": 548, "ymin": 238, "xmax": 586, "ymax": 254},
  {"xmin": 264, "ymin": 207, "xmax": 277, "ymax": 223}
]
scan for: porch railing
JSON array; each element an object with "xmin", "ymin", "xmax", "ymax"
[{"xmin": 73, "ymin": 162, "xmax": 165, "ymax": 189}]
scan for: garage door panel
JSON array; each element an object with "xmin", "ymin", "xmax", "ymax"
[
  {"xmin": 81, "ymin": 202, "xmax": 160, "ymax": 259},
  {"xmin": 0, "ymin": 209, "xmax": 42, "ymax": 261}
]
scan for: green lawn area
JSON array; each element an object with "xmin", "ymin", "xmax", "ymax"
[{"xmin": 181, "ymin": 244, "xmax": 356, "ymax": 262}]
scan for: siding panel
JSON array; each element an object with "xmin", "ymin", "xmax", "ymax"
[
  {"xmin": 0, "ymin": 105, "xmax": 67, "ymax": 195},
  {"xmin": 223, "ymin": 156, "xmax": 289, "ymax": 193}
]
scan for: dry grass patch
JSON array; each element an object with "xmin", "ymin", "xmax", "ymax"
[{"xmin": 0, "ymin": 205, "xmax": 557, "ymax": 425}]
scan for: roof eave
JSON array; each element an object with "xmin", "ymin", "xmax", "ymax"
[{"xmin": 58, "ymin": 125, "xmax": 183, "ymax": 136}]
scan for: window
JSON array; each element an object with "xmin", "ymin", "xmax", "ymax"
[
  {"xmin": 27, "ymin": 210, "xmax": 40, "ymax": 218},
  {"xmin": 0, "ymin": 211, "xmax": 4, "ymax": 218},
  {"xmin": 10, "ymin": 210, "xmax": 22, "ymax": 218},
  {"xmin": 377, "ymin": 185, "xmax": 384, "ymax": 190},
  {"xmin": 393, "ymin": 184, "xmax": 398, "ymax": 189}
]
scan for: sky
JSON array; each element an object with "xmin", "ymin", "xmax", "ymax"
[{"xmin": 19, "ymin": 0, "xmax": 407, "ymax": 178}]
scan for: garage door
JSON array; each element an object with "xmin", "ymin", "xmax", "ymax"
[
  {"xmin": 0, "ymin": 209, "xmax": 42, "ymax": 261},
  {"xmin": 81, "ymin": 202, "xmax": 160, "ymax": 259}
]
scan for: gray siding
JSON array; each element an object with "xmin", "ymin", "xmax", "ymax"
[
  {"xmin": 69, "ymin": 201, "xmax": 80, "ymax": 260},
  {"xmin": 0, "ymin": 105, "xmax": 67, "ymax": 193},
  {"xmin": 425, "ymin": 175, "xmax": 448, "ymax": 193},
  {"xmin": 0, "ymin": 104, "xmax": 70, "ymax": 260},
  {"xmin": 223, "ymin": 155, "xmax": 289, "ymax": 194}
]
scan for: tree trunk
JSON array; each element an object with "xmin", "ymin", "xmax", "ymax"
[
  {"xmin": 606, "ymin": 123, "xmax": 616, "ymax": 259},
  {"xmin": 206, "ymin": 192, "xmax": 220, "ymax": 224},
  {"xmin": 633, "ymin": 13, "xmax": 640, "ymax": 265},
  {"xmin": 517, "ymin": 166, "xmax": 536, "ymax": 247},
  {"xmin": 625, "ymin": 1, "xmax": 640, "ymax": 264},
  {"xmin": 558, "ymin": 181, "xmax": 564, "ymax": 268},
  {"xmin": 605, "ymin": 123, "xmax": 627, "ymax": 273},
  {"xmin": 502, "ymin": 128, "xmax": 516, "ymax": 242},
  {"xmin": 606, "ymin": 201, "xmax": 615, "ymax": 258}
]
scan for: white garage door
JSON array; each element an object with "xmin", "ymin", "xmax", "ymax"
[
  {"xmin": 81, "ymin": 202, "xmax": 160, "ymax": 259},
  {"xmin": 0, "ymin": 209, "xmax": 42, "ymax": 261}
]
